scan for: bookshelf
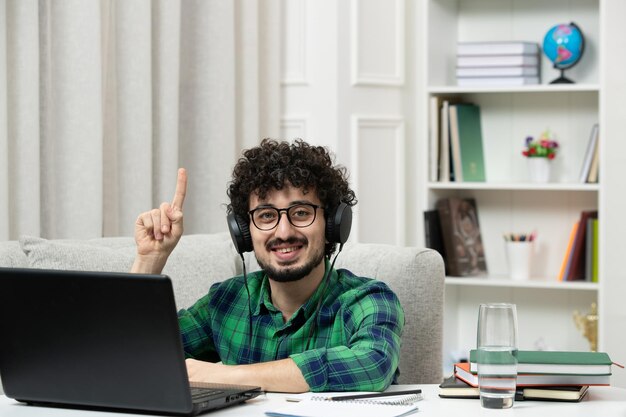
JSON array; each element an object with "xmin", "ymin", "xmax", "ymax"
[{"xmin": 417, "ymin": 0, "xmax": 606, "ymax": 375}]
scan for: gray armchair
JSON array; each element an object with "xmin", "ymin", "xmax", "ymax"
[
  {"xmin": 0, "ymin": 233, "xmax": 444, "ymax": 393},
  {"xmin": 336, "ymin": 243, "xmax": 444, "ymax": 384}
]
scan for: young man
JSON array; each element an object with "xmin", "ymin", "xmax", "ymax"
[{"xmin": 131, "ymin": 139, "xmax": 404, "ymax": 393}]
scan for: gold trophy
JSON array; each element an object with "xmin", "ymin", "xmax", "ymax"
[{"xmin": 573, "ymin": 302, "xmax": 598, "ymax": 352}]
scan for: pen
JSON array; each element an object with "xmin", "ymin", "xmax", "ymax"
[{"xmin": 327, "ymin": 389, "xmax": 422, "ymax": 401}]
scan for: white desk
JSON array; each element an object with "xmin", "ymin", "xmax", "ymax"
[{"xmin": 2, "ymin": 385, "xmax": 626, "ymax": 416}]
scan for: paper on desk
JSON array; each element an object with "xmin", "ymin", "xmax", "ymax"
[{"xmin": 265, "ymin": 397, "xmax": 419, "ymax": 417}]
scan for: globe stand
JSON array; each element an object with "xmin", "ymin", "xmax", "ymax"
[
  {"xmin": 544, "ymin": 22, "xmax": 584, "ymax": 85},
  {"xmin": 549, "ymin": 68, "xmax": 575, "ymax": 84}
]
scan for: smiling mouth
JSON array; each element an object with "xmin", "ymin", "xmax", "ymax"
[
  {"xmin": 274, "ymin": 246, "xmax": 300, "ymax": 254},
  {"xmin": 267, "ymin": 238, "xmax": 307, "ymax": 254}
]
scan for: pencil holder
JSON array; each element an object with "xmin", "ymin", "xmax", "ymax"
[{"xmin": 506, "ymin": 241, "xmax": 533, "ymax": 280}]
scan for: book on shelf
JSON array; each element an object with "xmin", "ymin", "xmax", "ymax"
[
  {"xmin": 579, "ymin": 124, "xmax": 599, "ymax": 183},
  {"xmin": 558, "ymin": 221, "xmax": 579, "ymax": 282},
  {"xmin": 585, "ymin": 217, "xmax": 595, "ymax": 282},
  {"xmin": 456, "ymin": 42, "xmax": 540, "ymax": 87},
  {"xmin": 448, "ymin": 103, "xmax": 486, "ymax": 182},
  {"xmin": 436, "ymin": 198, "xmax": 487, "ymax": 277},
  {"xmin": 566, "ymin": 210, "xmax": 599, "ymax": 281},
  {"xmin": 454, "ymin": 361, "xmax": 611, "ymax": 387},
  {"xmin": 423, "ymin": 210, "xmax": 447, "ymax": 274},
  {"xmin": 456, "ymin": 66, "xmax": 539, "ymax": 78},
  {"xmin": 457, "ymin": 41, "xmax": 539, "ymax": 56},
  {"xmin": 468, "ymin": 349, "xmax": 614, "ymax": 375},
  {"xmin": 439, "ymin": 375, "xmax": 589, "ymax": 402},
  {"xmin": 457, "ymin": 54, "xmax": 539, "ymax": 68},
  {"xmin": 457, "ymin": 76, "xmax": 540, "ymax": 87},
  {"xmin": 429, "ymin": 95, "xmax": 443, "ymax": 182},
  {"xmin": 448, "ymin": 135, "xmax": 456, "ymax": 182},
  {"xmin": 448, "ymin": 105, "xmax": 463, "ymax": 182},
  {"xmin": 591, "ymin": 218, "xmax": 599, "ymax": 282},
  {"xmin": 586, "ymin": 133, "xmax": 600, "ymax": 183},
  {"xmin": 438, "ymin": 100, "xmax": 451, "ymax": 182}
]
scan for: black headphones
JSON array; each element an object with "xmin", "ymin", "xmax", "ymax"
[{"xmin": 227, "ymin": 203, "xmax": 352, "ymax": 255}]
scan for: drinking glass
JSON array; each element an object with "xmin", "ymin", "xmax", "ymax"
[{"xmin": 476, "ymin": 303, "xmax": 518, "ymax": 409}]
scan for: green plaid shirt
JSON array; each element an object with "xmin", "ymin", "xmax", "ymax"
[{"xmin": 177, "ymin": 260, "xmax": 404, "ymax": 392}]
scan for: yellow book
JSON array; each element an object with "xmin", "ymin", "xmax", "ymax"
[{"xmin": 558, "ymin": 221, "xmax": 579, "ymax": 281}]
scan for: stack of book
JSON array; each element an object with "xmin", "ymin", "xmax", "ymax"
[
  {"xmin": 440, "ymin": 350, "xmax": 618, "ymax": 402},
  {"xmin": 456, "ymin": 41, "xmax": 540, "ymax": 87}
]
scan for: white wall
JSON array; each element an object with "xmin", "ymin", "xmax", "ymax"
[{"xmin": 280, "ymin": 0, "xmax": 418, "ymax": 246}]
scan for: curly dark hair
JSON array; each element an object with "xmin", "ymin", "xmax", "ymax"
[{"xmin": 227, "ymin": 138, "xmax": 357, "ymax": 257}]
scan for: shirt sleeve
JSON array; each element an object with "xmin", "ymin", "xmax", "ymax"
[
  {"xmin": 177, "ymin": 287, "xmax": 220, "ymax": 362},
  {"xmin": 289, "ymin": 282, "xmax": 405, "ymax": 392}
]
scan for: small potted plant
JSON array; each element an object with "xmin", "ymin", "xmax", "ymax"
[{"xmin": 522, "ymin": 130, "xmax": 559, "ymax": 182}]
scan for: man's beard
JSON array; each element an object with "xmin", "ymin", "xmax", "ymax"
[{"xmin": 256, "ymin": 238, "xmax": 325, "ymax": 283}]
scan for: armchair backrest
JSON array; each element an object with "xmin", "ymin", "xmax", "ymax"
[
  {"xmin": 336, "ymin": 243, "xmax": 444, "ymax": 384},
  {"xmin": 0, "ymin": 234, "xmax": 445, "ymax": 389}
]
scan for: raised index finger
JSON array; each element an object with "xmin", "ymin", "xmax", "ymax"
[{"xmin": 171, "ymin": 168, "xmax": 187, "ymax": 210}]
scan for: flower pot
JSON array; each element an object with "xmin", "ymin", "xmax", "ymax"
[{"xmin": 527, "ymin": 158, "xmax": 551, "ymax": 183}]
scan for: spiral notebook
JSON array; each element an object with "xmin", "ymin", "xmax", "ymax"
[{"xmin": 265, "ymin": 392, "xmax": 421, "ymax": 417}]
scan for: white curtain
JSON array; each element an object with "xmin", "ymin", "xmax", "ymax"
[{"xmin": 0, "ymin": 0, "xmax": 281, "ymax": 240}]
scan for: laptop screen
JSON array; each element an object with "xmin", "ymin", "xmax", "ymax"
[{"xmin": 0, "ymin": 267, "xmax": 260, "ymax": 415}]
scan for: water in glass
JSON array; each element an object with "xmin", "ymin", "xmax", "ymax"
[{"xmin": 477, "ymin": 346, "xmax": 518, "ymax": 409}]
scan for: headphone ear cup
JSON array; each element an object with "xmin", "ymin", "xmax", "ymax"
[
  {"xmin": 325, "ymin": 203, "xmax": 352, "ymax": 244},
  {"xmin": 227, "ymin": 213, "xmax": 254, "ymax": 254}
]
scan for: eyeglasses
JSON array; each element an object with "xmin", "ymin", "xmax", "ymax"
[{"xmin": 248, "ymin": 203, "xmax": 322, "ymax": 231}]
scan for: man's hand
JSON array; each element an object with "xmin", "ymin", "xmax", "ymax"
[
  {"xmin": 185, "ymin": 359, "xmax": 230, "ymax": 384},
  {"xmin": 185, "ymin": 358, "xmax": 309, "ymax": 393},
  {"xmin": 131, "ymin": 168, "xmax": 187, "ymax": 274}
]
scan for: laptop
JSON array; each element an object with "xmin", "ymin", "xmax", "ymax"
[{"xmin": 0, "ymin": 267, "xmax": 263, "ymax": 415}]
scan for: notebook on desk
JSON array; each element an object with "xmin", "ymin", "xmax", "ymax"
[
  {"xmin": 266, "ymin": 392, "xmax": 421, "ymax": 417},
  {"xmin": 0, "ymin": 267, "xmax": 262, "ymax": 416}
]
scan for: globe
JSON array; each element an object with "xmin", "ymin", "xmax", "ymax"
[{"xmin": 542, "ymin": 22, "xmax": 585, "ymax": 84}]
